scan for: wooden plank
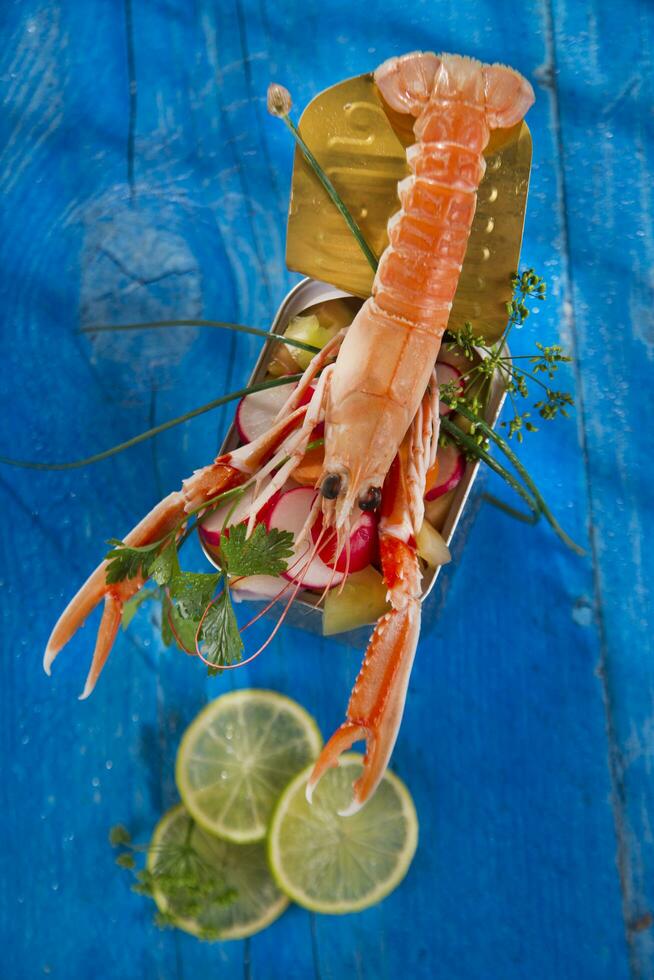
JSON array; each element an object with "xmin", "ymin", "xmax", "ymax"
[
  {"xmin": 0, "ymin": 3, "xmax": 171, "ymax": 979},
  {"xmin": 0, "ymin": 0, "xmax": 641, "ymax": 976},
  {"xmin": 551, "ymin": 0, "xmax": 654, "ymax": 974}
]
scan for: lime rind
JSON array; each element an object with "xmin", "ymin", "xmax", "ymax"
[
  {"xmin": 175, "ymin": 689, "xmax": 323, "ymax": 843},
  {"xmin": 148, "ymin": 804, "xmax": 289, "ymax": 940},
  {"xmin": 267, "ymin": 753, "xmax": 419, "ymax": 914}
]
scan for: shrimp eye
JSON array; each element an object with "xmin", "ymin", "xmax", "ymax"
[
  {"xmin": 321, "ymin": 473, "xmax": 343, "ymax": 500},
  {"xmin": 358, "ymin": 486, "xmax": 382, "ymax": 512}
]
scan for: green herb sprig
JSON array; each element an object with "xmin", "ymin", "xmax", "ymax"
[
  {"xmin": 436, "ymin": 270, "xmax": 582, "ymax": 553},
  {"xmin": 0, "ymin": 373, "xmax": 305, "ymax": 471},
  {"xmin": 109, "ymin": 822, "xmax": 236, "ymax": 937},
  {"xmin": 442, "ymin": 270, "xmax": 573, "ymax": 445},
  {"xmin": 80, "ymin": 317, "xmax": 320, "ymax": 354},
  {"xmin": 106, "ymin": 494, "xmax": 294, "ymax": 669}
]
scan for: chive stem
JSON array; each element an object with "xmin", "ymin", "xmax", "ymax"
[
  {"xmin": 280, "ymin": 114, "xmax": 378, "ymax": 274},
  {"xmin": 0, "ymin": 374, "xmax": 302, "ymax": 471},
  {"xmin": 481, "ymin": 493, "xmax": 540, "ymax": 525},
  {"xmin": 447, "ymin": 401, "xmax": 584, "ymax": 555},
  {"xmin": 80, "ymin": 319, "xmax": 320, "ymax": 354},
  {"xmin": 440, "ymin": 416, "xmax": 540, "ymax": 520}
]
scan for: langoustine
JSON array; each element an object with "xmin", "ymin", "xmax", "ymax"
[{"xmin": 45, "ymin": 52, "xmax": 534, "ymax": 813}]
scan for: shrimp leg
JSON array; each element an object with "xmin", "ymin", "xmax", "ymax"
[{"xmin": 307, "ymin": 383, "xmax": 439, "ymax": 814}]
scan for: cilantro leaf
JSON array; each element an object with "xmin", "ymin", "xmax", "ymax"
[
  {"xmin": 150, "ymin": 539, "xmax": 179, "ymax": 587},
  {"xmin": 105, "ymin": 538, "xmax": 165, "ymax": 585},
  {"xmin": 159, "ymin": 571, "xmax": 222, "ymax": 655},
  {"xmin": 121, "ymin": 588, "xmax": 160, "ymax": 630},
  {"xmin": 169, "ymin": 570, "xmax": 221, "ymax": 620},
  {"xmin": 166, "ymin": 601, "xmax": 201, "ymax": 654},
  {"xmin": 199, "ymin": 588, "xmax": 243, "ymax": 668},
  {"xmin": 161, "ymin": 592, "xmax": 174, "ymax": 648},
  {"xmin": 221, "ymin": 523, "xmax": 294, "ymax": 577}
]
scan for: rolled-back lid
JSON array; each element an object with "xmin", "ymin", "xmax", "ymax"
[{"xmin": 286, "ymin": 71, "xmax": 532, "ymax": 342}]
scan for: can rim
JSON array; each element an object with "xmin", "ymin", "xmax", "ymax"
[{"xmin": 200, "ymin": 277, "xmax": 509, "ymax": 621}]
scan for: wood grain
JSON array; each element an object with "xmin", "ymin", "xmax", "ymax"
[{"xmin": 0, "ymin": 0, "xmax": 650, "ymax": 977}]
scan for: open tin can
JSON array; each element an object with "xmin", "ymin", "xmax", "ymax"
[{"xmin": 201, "ymin": 276, "xmax": 509, "ymax": 647}]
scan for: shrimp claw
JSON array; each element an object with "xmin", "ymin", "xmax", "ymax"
[
  {"xmin": 306, "ymin": 576, "xmax": 421, "ymax": 815},
  {"xmin": 307, "ymin": 396, "xmax": 434, "ymax": 814},
  {"xmin": 44, "ymin": 490, "xmax": 189, "ymax": 698},
  {"xmin": 44, "ymin": 460, "xmax": 251, "ymax": 698}
]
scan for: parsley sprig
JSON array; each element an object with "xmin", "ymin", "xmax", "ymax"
[
  {"xmin": 105, "ymin": 538, "xmax": 164, "ymax": 585},
  {"xmin": 220, "ymin": 523, "xmax": 294, "ymax": 577},
  {"xmin": 105, "ymin": 488, "xmax": 294, "ymax": 670},
  {"xmin": 110, "ymin": 821, "xmax": 236, "ymax": 938}
]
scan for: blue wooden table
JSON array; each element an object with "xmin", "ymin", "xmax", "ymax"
[{"xmin": 1, "ymin": 2, "xmax": 653, "ymax": 977}]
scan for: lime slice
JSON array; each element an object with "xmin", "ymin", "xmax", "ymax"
[
  {"xmin": 176, "ymin": 689, "xmax": 322, "ymax": 843},
  {"xmin": 148, "ymin": 804, "xmax": 288, "ymax": 940},
  {"xmin": 268, "ymin": 753, "xmax": 418, "ymax": 913}
]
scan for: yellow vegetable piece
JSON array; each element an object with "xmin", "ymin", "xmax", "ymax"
[
  {"xmin": 424, "ymin": 459, "xmax": 440, "ymax": 497},
  {"xmin": 322, "ymin": 566, "xmax": 390, "ymax": 636},
  {"xmin": 416, "ymin": 520, "xmax": 451, "ymax": 568},
  {"xmin": 424, "ymin": 489, "xmax": 456, "ymax": 531},
  {"xmin": 268, "ymin": 298, "xmax": 359, "ymax": 376},
  {"xmin": 305, "ymin": 298, "xmax": 360, "ymax": 332},
  {"xmin": 284, "ymin": 314, "xmax": 340, "ymax": 370},
  {"xmin": 266, "ymin": 342, "xmax": 298, "ymax": 378}
]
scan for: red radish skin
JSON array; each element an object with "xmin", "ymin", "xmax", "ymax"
[
  {"xmin": 266, "ymin": 487, "xmax": 345, "ymax": 591},
  {"xmin": 199, "ymin": 487, "xmax": 281, "ymax": 547},
  {"xmin": 311, "ymin": 510, "xmax": 378, "ymax": 573},
  {"xmin": 434, "ymin": 362, "xmax": 464, "ymax": 416},
  {"xmin": 236, "ymin": 381, "xmax": 314, "ymax": 444},
  {"xmin": 424, "ymin": 443, "xmax": 465, "ymax": 501}
]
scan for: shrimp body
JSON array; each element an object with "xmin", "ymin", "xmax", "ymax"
[
  {"xmin": 45, "ymin": 53, "xmax": 535, "ymax": 814},
  {"xmin": 321, "ymin": 53, "xmax": 534, "ymax": 523}
]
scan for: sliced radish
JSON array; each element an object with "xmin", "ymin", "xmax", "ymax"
[
  {"xmin": 236, "ymin": 381, "xmax": 314, "ymax": 444},
  {"xmin": 437, "ymin": 343, "xmax": 473, "ymax": 374},
  {"xmin": 230, "ymin": 575, "xmax": 285, "ymax": 603},
  {"xmin": 435, "ymin": 362, "xmax": 464, "ymax": 416},
  {"xmin": 199, "ymin": 486, "xmax": 281, "ymax": 548},
  {"xmin": 424, "ymin": 443, "xmax": 465, "ymax": 501},
  {"xmin": 265, "ymin": 487, "xmax": 345, "ymax": 592},
  {"xmin": 311, "ymin": 509, "xmax": 378, "ymax": 573}
]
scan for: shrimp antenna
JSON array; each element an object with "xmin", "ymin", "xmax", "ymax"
[
  {"xmin": 314, "ymin": 525, "xmax": 345, "ymax": 609},
  {"xmin": 236, "ymin": 527, "xmax": 329, "ymax": 663},
  {"xmin": 237, "ymin": 538, "xmax": 322, "ymax": 635},
  {"xmin": 338, "ymin": 531, "xmax": 352, "ymax": 597}
]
